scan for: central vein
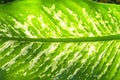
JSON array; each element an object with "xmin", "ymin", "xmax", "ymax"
[{"xmin": 0, "ymin": 34, "xmax": 120, "ymax": 42}]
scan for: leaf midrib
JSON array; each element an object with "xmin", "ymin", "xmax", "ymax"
[{"xmin": 0, "ymin": 34, "xmax": 120, "ymax": 42}]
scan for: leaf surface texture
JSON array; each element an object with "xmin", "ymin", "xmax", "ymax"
[{"xmin": 0, "ymin": 0, "xmax": 120, "ymax": 80}]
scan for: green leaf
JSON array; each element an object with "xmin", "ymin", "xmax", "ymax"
[{"xmin": 0, "ymin": 0, "xmax": 120, "ymax": 80}]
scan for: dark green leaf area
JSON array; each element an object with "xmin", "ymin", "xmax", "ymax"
[{"xmin": 0, "ymin": 0, "xmax": 15, "ymax": 4}]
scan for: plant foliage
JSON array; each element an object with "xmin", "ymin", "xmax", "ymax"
[
  {"xmin": 0, "ymin": 0, "xmax": 120, "ymax": 80},
  {"xmin": 93, "ymin": 0, "xmax": 120, "ymax": 4}
]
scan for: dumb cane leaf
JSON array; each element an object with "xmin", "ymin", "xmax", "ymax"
[{"xmin": 0, "ymin": 0, "xmax": 120, "ymax": 80}]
